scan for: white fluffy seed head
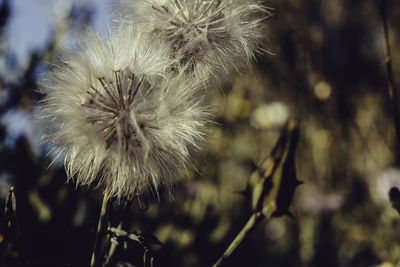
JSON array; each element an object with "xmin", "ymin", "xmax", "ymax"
[
  {"xmin": 116, "ymin": 0, "xmax": 272, "ymax": 84},
  {"xmin": 39, "ymin": 24, "xmax": 210, "ymax": 199}
]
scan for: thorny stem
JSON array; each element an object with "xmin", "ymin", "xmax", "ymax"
[
  {"xmin": 380, "ymin": 0, "xmax": 400, "ymax": 164},
  {"xmin": 91, "ymin": 190, "xmax": 111, "ymax": 267}
]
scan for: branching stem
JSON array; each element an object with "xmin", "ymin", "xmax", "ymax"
[{"xmin": 104, "ymin": 199, "xmax": 133, "ymax": 266}]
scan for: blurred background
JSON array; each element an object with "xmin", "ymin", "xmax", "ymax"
[{"xmin": 1, "ymin": 0, "xmax": 400, "ymax": 266}]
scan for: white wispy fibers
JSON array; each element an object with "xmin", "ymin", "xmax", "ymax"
[
  {"xmin": 38, "ymin": 24, "xmax": 210, "ymax": 199},
  {"xmin": 116, "ymin": 0, "xmax": 272, "ymax": 84}
]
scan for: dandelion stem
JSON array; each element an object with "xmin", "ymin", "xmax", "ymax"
[
  {"xmin": 213, "ymin": 212, "xmax": 265, "ymax": 267},
  {"xmin": 380, "ymin": 0, "xmax": 400, "ymax": 165},
  {"xmin": 91, "ymin": 190, "xmax": 111, "ymax": 267}
]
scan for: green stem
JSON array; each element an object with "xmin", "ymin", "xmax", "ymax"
[
  {"xmin": 90, "ymin": 190, "xmax": 111, "ymax": 267},
  {"xmin": 212, "ymin": 212, "xmax": 265, "ymax": 267},
  {"xmin": 380, "ymin": 0, "xmax": 400, "ymax": 165}
]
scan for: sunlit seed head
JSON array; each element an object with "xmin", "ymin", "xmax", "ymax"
[
  {"xmin": 38, "ymin": 25, "xmax": 210, "ymax": 199},
  {"xmin": 116, "ymin": 0, "xmax": 272, "ymax": 85},
  {"xmin": 82, "ymin": 71, "xmax": 149, "ymax": 151}
]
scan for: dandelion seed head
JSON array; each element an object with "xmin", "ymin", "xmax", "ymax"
[
  {"xmin": 117, "ymin": 0, "xmax": 272, "ymax": 83},
  {"xmin": 39, "ymin": 25, "xmax": 210, "ymax": 199}
]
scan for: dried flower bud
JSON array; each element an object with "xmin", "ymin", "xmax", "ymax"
[
  {"xmin": 38, "ymin": 25, "xmax": 209, "ymax": 199},
  {"xmin": 116, "ymin": 0, "xmax": 271, "ymax": 84}
]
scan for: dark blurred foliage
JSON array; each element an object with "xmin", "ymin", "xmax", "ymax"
[{"xmin": 1, "ymin": 0, "xmax": 400, "ymax": 266}]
